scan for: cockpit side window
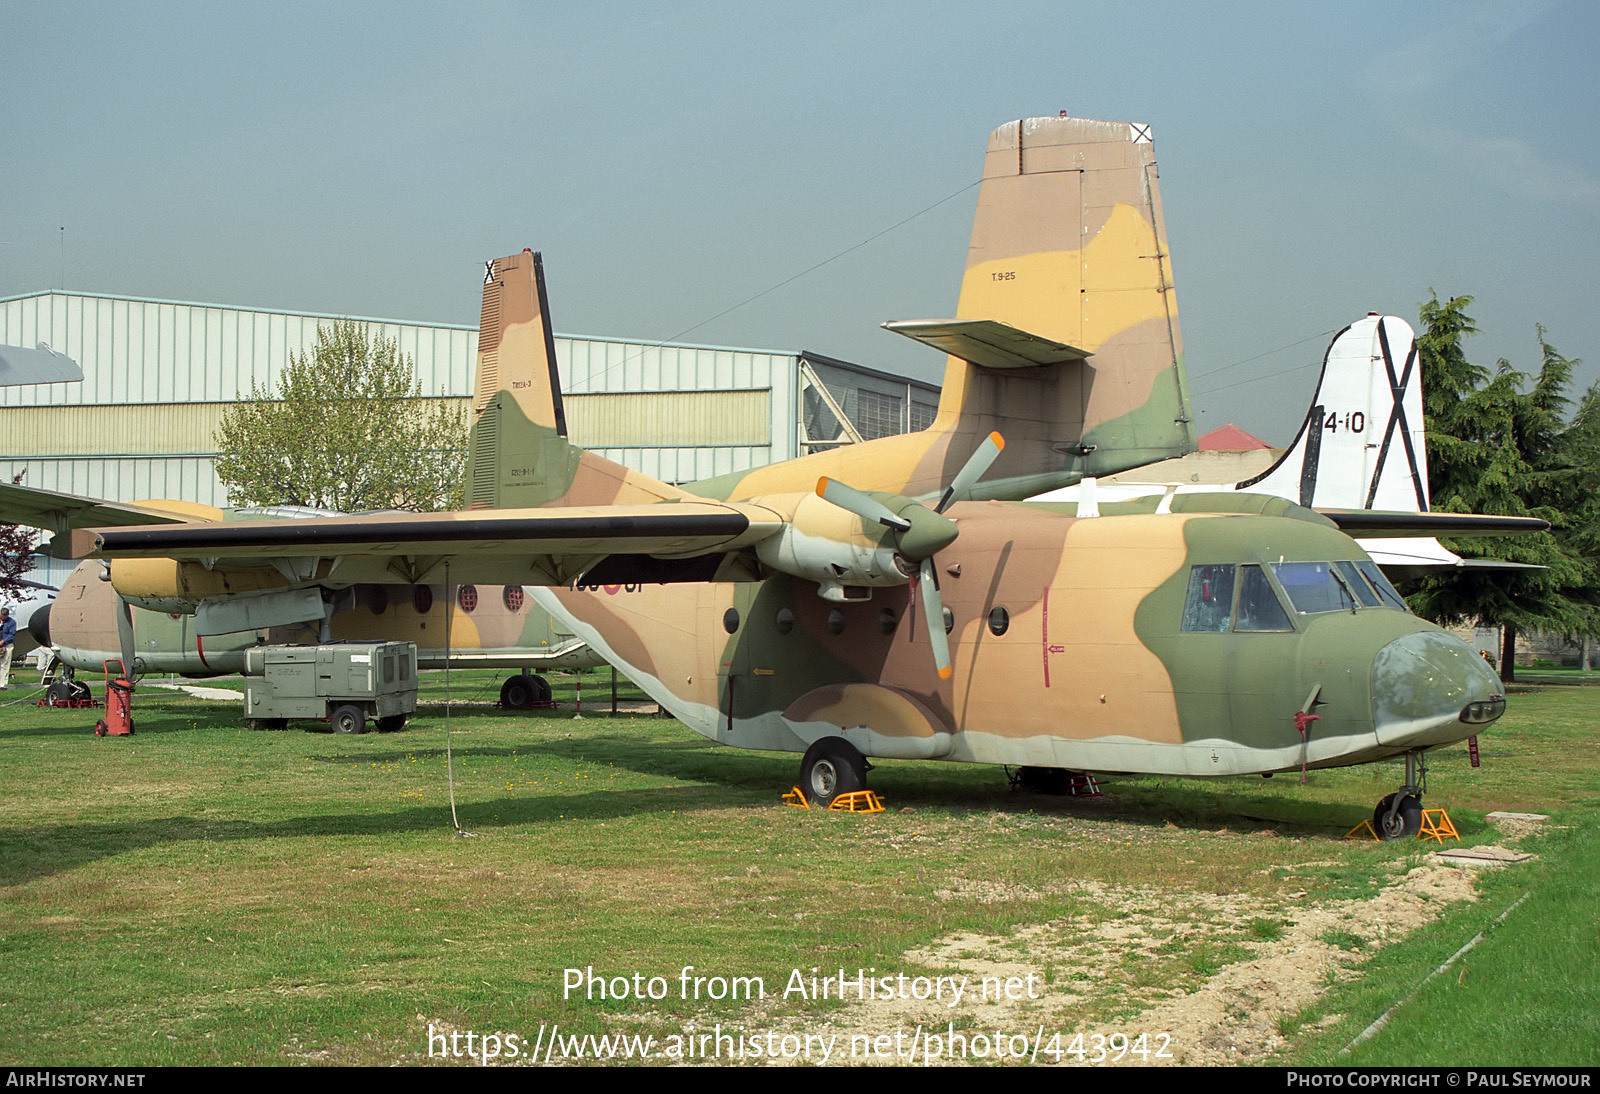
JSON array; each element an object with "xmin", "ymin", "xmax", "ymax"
[
  {"xmin": 1272, "ymin": 561, "xmax": 1357, "ymax": 614},
  {"xmin": 1334, "ymin": 561, "xmax": 1381, "ymax": 608},
  {"xmin": 1181, "ymin": 564, "xmax": 1236, "ymax": 632},
  {"xmin": 1235, "ymin": 565, "xmax": 1293, "ymax": 631},
  {"xmin": 1355, "ymin": 560, "xmax": 1411, "ymax": 611}
]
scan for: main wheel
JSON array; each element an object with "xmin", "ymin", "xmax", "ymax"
[
  {"xmin": 376, "ymin": 715, "xmax": 408, "ymax": 732},
  {"xmin": 1017, "ymin": 766, "xmax": 1072, "ymax": 795},
  {"xmin": 330, "ymin": 704, "xmax": 366, "ymax": 735},
  {"xmin": 799, "ymin": 738, "xmax": 866, "ymax": 807},
  {"xmin": 500, "ymin": 674, "xmax": 529, "ymax": 709},
  {"xmin": 1373, "ymin": 792, "xmax": 1423, "ymax": 840}
]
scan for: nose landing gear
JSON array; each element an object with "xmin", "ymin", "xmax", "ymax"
[{"xmin": 1373, "ymin": 751, "xmax": 1427, "ymax": 840}]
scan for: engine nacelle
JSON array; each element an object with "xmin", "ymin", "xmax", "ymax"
[
  {"xmin": 106, "ymin": 557, "xmax": 301, "ymax": 614},
  {"xmin": 750, "ymin": 492, "xmax": 915, "ymax": 596}
]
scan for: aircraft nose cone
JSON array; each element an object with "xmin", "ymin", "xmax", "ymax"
[
  {"xmin": 1372, "ymin": 630, "xmax": 1504, "ymax": 747},
  {"xmin": 27, "ymin": 603, "xmax": 50, "ymax": 647}
]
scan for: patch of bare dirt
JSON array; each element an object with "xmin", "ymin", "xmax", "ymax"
[{"xmin": 794, "ymin": 863, "xmax": 1481, "ymax": 1066}]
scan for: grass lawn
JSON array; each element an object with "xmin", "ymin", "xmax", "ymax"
[{"xmin": 0, "ymin": 670, "xmax": 1593, "ymax": 1066}]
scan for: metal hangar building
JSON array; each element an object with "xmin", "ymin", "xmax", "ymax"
[{"xmin": 0, "ymin": 288, "xmax": 940, "ymax": 584}]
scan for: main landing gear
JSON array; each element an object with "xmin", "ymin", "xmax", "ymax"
[
  {"xmin": 799, "ymin": 737, "xmax": 868, "ymax": 808},
  {"xmin": 500, "ymin": 673, "xmax": 553, "ymax": 710},
  {"xmin": 1373, "ymin": 751, "xmax": 1428, "ymax": 840}
]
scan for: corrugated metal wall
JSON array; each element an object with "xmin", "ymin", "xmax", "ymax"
[
  {"xmin": 557, "ymin": 336, "xmax": 796, "ymax": 467},
  {"xmin": 0, "ymin": 291, "xmax": 934, "ymax": 510},
  {"xmin": 0, "ymin": 292, "xmax": 805, "ymax": 503},
  {"xmin": 0, "ymin": 293, "xmax": 475, "ymax": 406}
]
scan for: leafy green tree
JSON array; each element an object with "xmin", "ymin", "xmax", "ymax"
[
  {"xmin": 0, "ymin": 473, "xmax": 40, "ymax": 597},
  {"xmin": 1407, "ymin": 295, "xmax": 1591, "ymax": 681},
  {"xmin": 213, "ymin": 321, "xmax": 466, "ymax": 512}
]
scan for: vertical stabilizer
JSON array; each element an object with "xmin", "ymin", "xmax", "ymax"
[
  {"xmin": 466, "ymin": 252, "xmax": 683, "ymax": 510},
  {"xmin": 1239, "ymin": 315, "xmax": 1430, "ymax": 511},
  {"xmin": 712, "ymin": 116, "xmax": 1198, "ymax": 506},
  {"xmin": 942, "ymin": 117, "xmax": 1194, "ymax": 480},
  {"xmin": 473, "ymin": 250, "xmax": 567, "ymax": 433}
]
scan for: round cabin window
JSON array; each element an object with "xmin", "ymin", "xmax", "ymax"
[{"xmin": 988, "ymin": 606, "xmax": 1009, "ymax": 636}]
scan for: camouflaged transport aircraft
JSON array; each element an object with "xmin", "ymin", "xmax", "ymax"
[
  {"xmin": 28, "ymin": 550, "xmax": 598, "ymax": 706},
  {"xmin": 72, "ymin": 117, "xmax": 1532, "ymax": 839}
]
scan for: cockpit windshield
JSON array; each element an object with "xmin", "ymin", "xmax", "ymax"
[
  {"xmin": 1272, "ymin": 561, "xmax": 1356, "ymax": 613},
  {"xmin": 1180, "ymin": 559, "xmax": 1411, "ymax": 633}
]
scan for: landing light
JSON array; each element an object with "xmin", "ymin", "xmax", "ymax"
[{"xmin": 1460, "ymin": 697, "xmax": 1505, "ymax": 725}]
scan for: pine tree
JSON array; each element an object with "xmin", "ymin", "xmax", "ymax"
[{"xmin": 1407, "ymin": 295, "xmax": 1588, "ymax": 682}]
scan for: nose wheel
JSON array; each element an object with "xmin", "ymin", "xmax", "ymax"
[
  {"xmin": 1373, "ymin": 791, "xmax": 1423, "ymax": 839},
  {"xmin": 1373, "ymin": 751, "xmax": 1427, "ymax": 841}
]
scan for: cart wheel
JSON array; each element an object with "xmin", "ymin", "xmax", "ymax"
[{"xmin": 330, "ymin": 704, "xmax": 366, "ymax": 735}]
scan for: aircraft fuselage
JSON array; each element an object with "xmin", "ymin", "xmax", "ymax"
[{"xmin": 536, "ymin": 503, "xmax": 1502, "ymax": 777}]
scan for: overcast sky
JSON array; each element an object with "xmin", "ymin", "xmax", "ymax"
[{"xmin": 4, "ymin": 0, "xmax": 1596, "ymax": 443}]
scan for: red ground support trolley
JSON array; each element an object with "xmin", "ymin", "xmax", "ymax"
[{"xmin": 94, "ymin": 660, "xmax": 135, "ymax": 737}]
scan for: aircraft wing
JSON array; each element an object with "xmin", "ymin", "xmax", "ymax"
[
  {"xmin": 0, "ymin": 481, "xmax": 195, "ymax": 537},
  {"xmin": 75, "ymin": 502, "xmax": 786, "ymax": 588},
  {"xmin": 1321, "ymin": 510, "xmax": 1550, "ymax": 537}
]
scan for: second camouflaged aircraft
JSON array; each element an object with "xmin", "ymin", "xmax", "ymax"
[{"xmin": 75, "ymin": 118, "xmax": 1527, "ymax": 838}]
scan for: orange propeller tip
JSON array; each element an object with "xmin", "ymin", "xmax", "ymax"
[
  {"xmin": 815, "ymin": 476, "xmax": 831, "ymax": 495},
  {"xmin": 937, "ymin": 666, "xmax": 953, "ymax": 680},
  {"xmin": 989, "ymin": 432, "xmax": 1005, "ymax": 450}
]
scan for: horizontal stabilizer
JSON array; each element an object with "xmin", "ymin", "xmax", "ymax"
[
  {"xmin": 0, "ymin": 343, "xmax": 82, "ymax": 386},
  {"xmin": 882, "ymin": 319, "xmax": 1092, "ymax": 370},
  {"xmin": 1322, "ymin": 510, "xmax": 1550, "ymax": 538},
  {"xmin": 0, "ymin": 481, "xmax": 194, "ymax": 541}
]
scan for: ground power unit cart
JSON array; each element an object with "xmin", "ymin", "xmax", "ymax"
[{"xmin": 243, "ymin": 641, "xmax": 417, "ymax": 733}]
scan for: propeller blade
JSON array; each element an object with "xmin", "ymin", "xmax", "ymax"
[
  {"xmin": 935, "ymin": 432, "xmax": 1005, "ymax": 514},
  {"xmin": 919, "ymin": 561, "xmax": 952, "ymax": 680},
  {"xmin": 114, "ymin": 592, "xmax": 137, "ymax": 676},
  {"xmin": 817, "ymin": 477, "xmax": 911, "ymax": 532}
]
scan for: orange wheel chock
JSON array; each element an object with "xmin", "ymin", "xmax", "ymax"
[
  {"xmin": 1345, "ymin": 820, "xmax": 1379, "ymax": 841},
  {"xmin": 828, "ymin": 790, "xmax": 885, "ymax": 813},
  {"xmin": 1418, "ymin": 809, "xmax": 1459, "ymax": 843}
]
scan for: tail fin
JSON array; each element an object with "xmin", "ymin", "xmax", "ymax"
[
  {"xmin": 465, "ymin": 252, "xmax": 684, "ymax": 510},
  {"xmin": 892, "ymin": 117, "xmax": 1194, "ymax": 483},
  {"xmin": 1238, "ymin": 315, "xmax": 1430, "ymax": 511}
]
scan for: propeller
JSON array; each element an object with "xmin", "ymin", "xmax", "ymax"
[
  {"xmin": 934, "ymin": 432, "xmax": 1004, "ymax": 515},
  {"xmin": 114, "ymin": 593, "xmax": 136, "ymax": 678},
  {"xmin": 99, "ymin": 563, "xmax": 138, "ymax": 678},
  {"xmin": 816, "ymin": 432, "xmax": 1005, "ymax": 680}
]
